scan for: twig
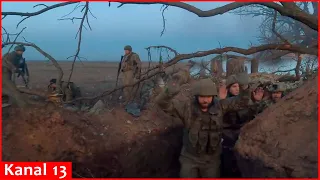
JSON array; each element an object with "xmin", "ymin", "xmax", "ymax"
[
  {"xmin": 6, "ymin": 27, "xmax": 27, "ymax": 54},
  {"xmin": 272, "ymin": 10, "xmax": 290, "ymax": 44},
  {"xmin": 145, "ymin": 45, "xmax": 179, "ymax": 56},
  {"xmin": 67, "ymin": 2, "xmax": 90, "ymax": 84},
  {"xmin": 117, "ymin": 2, "xmax": 318, "ymax": 31},
  {"xmin": 160, "ymin": 5, "xmax": 169, "ymax": 36}
]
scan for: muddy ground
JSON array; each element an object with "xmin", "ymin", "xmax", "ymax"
[{"xmin": 2, "ymin": 61, "xmax": 189, "ymax": 178}]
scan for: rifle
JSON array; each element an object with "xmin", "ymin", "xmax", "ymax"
[
  {"xmin": 17, "ymin": 69, "xmax": 29, "ymax": 88},
  {"xmin": 115, "ymin": 55, "xmax": 124, "ymax": 87},
  {"xmin": 17, "ymin": 58, "xmax": 29, "ymax": 88}
]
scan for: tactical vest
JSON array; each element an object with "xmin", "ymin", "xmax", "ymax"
[{"xmin": 184, "ymin": 100, "xmax": 223, "ymax": 155}]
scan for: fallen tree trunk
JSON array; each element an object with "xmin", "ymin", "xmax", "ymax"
[{"xmin": 235, "ymin": 76, "xmax": 318, "ymax": 178}]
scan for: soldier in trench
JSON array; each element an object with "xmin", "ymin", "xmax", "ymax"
[
  {"xmin": 121, "ymin": 45, "xmax": 142, "ymax": 104},
  {"xmin": 253, "ymin": 82, "xmax": 287, "ymax": 114},
  {"xmin": 155, "ymin": 72, "xmax": 256, "ymax": 177},
  {"xmin": 220, "ymin": 74, "xmax": 264, "ymax": 177},
  {"xmin": 47, "ymin": 78, "xmax": 82, "ymax": 105}
]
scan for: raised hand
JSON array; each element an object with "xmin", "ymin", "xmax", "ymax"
[{"xmin": 219, "ymin": 84, "xmax": 228, "ymax": 100}]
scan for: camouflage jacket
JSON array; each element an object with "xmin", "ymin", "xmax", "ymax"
[
  {"xmin": 155, "ymin": 87, "xmax": 251, "ymax": 159},
  {"xmin": 253, "ymin": 99, "xmax": 274, "ymax": 114},
  {"xmin": 121, "ymin": 52, "xmax": 142, "ymax": 76},
  {"xmin": 2, "ymin": 51, "xmax": 24, "ymax": 72},
  {"xmin": 49, "ymin": 81, "xmax": 82, "ymax": 102}
]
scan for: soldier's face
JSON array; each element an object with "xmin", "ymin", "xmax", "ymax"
[
  {"xmin": 16, "ymin": 50, "xmax": 23, "ymax": 55},
  {"xmin": 229, "ymin": 83, "xmax": 240, "ymax": 96},
  {"xmin": 198, "ymin": 96, "xmax": 213, "ymax": 108},
  {"xmin": 124, "ymin": 50, "xmax": 130, "ymax": 55},
  {"xmin": 271, "ymin": 91, "xmax": 282, "ymax": 102}
]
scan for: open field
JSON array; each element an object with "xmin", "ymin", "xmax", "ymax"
[{"xmin": 25, "ymin": 61, "xmax": 188, "ymax": 97}]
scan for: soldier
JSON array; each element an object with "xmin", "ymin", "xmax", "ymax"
[
  {"xmin": 226, "ymin": 74, "xmax": 240, "ymax": 97},
  {"xmin": 2, "ymin": 44, "xmax": 29, "ymax": 84},
  {"xmin": 221, "ymin": 73, "xmax": 264, "ymax": 177},
  {"xmin": 47, "ymin": 78, "xmax": 82, "ymax": 103},
  {"xmin": 268, "ymin": 82, "xmax": 286, "ymax": 103},
  {"xmin": 253, "ymin": 82, "xmax": 286, "ymax": 113},
  {"xmin": 155, "ymin": 73, "xmax": 253, "ymax": 177},
  {"xmin": 121, "ymin": 45, "xmax": 142, "ymax": 103}
]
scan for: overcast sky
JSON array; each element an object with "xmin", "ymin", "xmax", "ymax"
[{"xmin": 2, "ymin": 2, "xmax": 263, "ymax": 61}]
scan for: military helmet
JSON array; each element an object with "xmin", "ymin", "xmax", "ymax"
[
  {"xmin": 124, "ymin": 45, "xmax": 132, "ymax": 51},
  {"xmin": 14, "ymin": 44, "xmax": 26, "ymax": 52},
  {"xmin": 268, "ymin": 82, "xmax": 286, "ymax": 92},
  {"xmin": 49, "ymin": 78, "xmax": 57, "ymax": 84},
  {"xmin": 226, "ymin": 74, "xmax": 237, "ymax": 87},
  {"xmin": 192, "ymin": 78, "xmax": 218, "ymax": 96},
  {"xmin": 226, "ymin": 72, "xmax": 249, "ymax": 87}
]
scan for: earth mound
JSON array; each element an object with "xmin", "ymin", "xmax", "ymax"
[{"xmin": 235, "ymin": 76, "xmax": 318, "ymax": 178}]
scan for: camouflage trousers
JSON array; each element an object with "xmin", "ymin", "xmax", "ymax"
[
  {"xmin": 179, "ymin": 147, "xmax": 221, "ymax": 178},
  {"xmin": 122, "ymin": 70, "xmax": 139, "ymax": 103}
]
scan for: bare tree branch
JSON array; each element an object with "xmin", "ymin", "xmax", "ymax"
[
  {"xmin": 70, "ymin": 42, "xmax": 316, "ymax": 102},
  {"xmin": 160, "ymin": 5, "xmax": 169, "ymax": 36},
  {"xmin": 5, "ymin": 27, "xmax": 26, "ymax": 54},
  {"xmin": 145, "ymin": 45, "xmax": 178, "ymax": 56},
  {"xmin": 272, "ymin": 10, "xmax": 290, "ymax": 44},
  {"xmin": 118, "ymin": 2, "xmax": 318, "ymax": 31},
  {"xmin": 66, "ymin": 2, "xmax": 90, "ymax": 84},
  {"xmin": 2, "ymin": 2, "xmax": 78, "ymax": 17}
]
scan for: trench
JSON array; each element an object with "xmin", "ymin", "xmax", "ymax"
[
  {"xmin": 2, "ymin": 106, "xmax": 242, "ymax": 178},
  {"xmin": 69, "ymin": 126, "xmax": 184, "ymax": 178}
]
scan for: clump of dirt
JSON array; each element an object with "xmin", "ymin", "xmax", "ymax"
[
  {"xmin": 235, "ymin": 76, "xmax": 318, "ymax": 178},
  {"xmin": 2, "ymin": 101, "xmax": 184, "ymax": 177}
]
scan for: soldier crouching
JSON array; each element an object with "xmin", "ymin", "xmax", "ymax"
[{"xmin": 47, "ymin": 78, "xmax": 82, "ymax": 105}]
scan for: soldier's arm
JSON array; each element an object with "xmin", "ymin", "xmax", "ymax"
[
  {"xmin": 132, "ymin": 53, "xmax": 142, "ymax": 67},
  {"xmin": 249, "ymin": 100, "xmax": 270, "ymax": 114},
  {"xmin": 155, "ymin": 88, "xmax": 189, "ymax": 126},
  {"xmin": 132, "ymin": 54, "xmax": 142, "ymax": 75},
  {"xmin": 219, "ymin": 87, "xmax": 252, "ymax": 114}
]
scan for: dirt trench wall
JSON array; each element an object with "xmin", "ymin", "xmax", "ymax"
[
  {"xmin": 235, "ymin": 76, "xmax": 318, "ymax": 178},
  {"xmin": 2, "ymin": 103, "xmax": 183, "ymax": 178}
]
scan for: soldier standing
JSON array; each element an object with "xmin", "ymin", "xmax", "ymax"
[
  {"xmin": 221, "ymin": 73, "xmax": 264, "ymax": 177},
  {"xmin": 155, "ymin": 73, "xmax": 253, "ymax": 177},
  {"xmin": 121, "ymin": 45, "xmax": 142, "ymax": 103}
]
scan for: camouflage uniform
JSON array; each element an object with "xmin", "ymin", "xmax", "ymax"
[
  {"xmin": 2, "ymin": 45, "xmax": 28, "ymax": 83},
  {"xmin": 253, "ymin": 82, "xmax": 286, "ymax": 114},
  {"xmin": 48, "ymin": 79, "xmax": 82, "ymax": 103},
  {"xmin": 121, "ymin": 45, "xmax": 142, "ymax": 103},
  {"xmin": 155, "ymin": 76, "xmax": 252, "ymax": 178},
  {"xmin": 221, "ymin": 73, "xmax": 257, "ymax": 177}
]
